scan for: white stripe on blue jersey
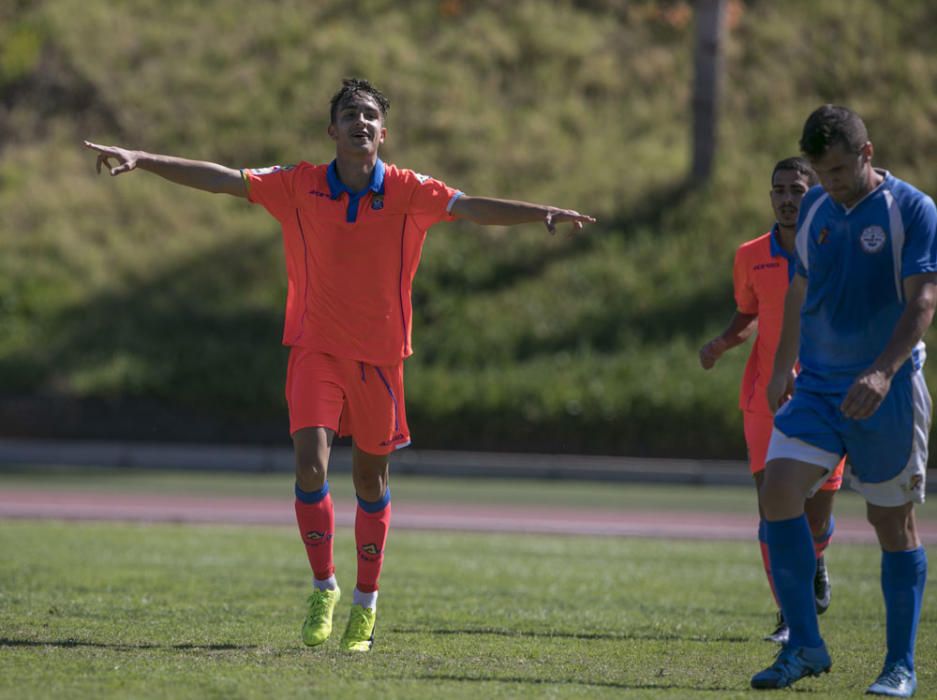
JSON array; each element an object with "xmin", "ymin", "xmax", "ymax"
[
  {"xmin": 795, "ymin": 192, "xmax": 829, "ymax": 274},
  {"xmin": 793, "ymin": 170, "xmax": 937, "ymax": 392}
]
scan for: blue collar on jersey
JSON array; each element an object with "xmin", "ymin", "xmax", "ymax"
[
  {"xmin": 770, "ymin": 224, "xmax": 797, "ymax": 282},
  {"xmin": 326, "ymin": 158, "xmax": 386, "ymax": 223}
]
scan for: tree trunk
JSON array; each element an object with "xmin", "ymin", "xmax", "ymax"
[{"xmin": 691, "ymin": 0, "xmax": 726, "ymax": 183}]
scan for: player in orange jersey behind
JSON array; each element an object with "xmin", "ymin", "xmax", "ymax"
[
  {"xmin": 699, "ymin": 157, "xmax": 844, "ymax": 644},
  {"xmin": 84, "ymin": 78, "xmax": 595, "ymax": 652}
]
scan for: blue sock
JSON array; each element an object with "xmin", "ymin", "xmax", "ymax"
[
  {"xmin": 882, "ymin": 547, "xmax": 927, "ymax": 670},
  {"xmin": 766, "ymin": 515, "xmax": 822, "ymax": 648}
]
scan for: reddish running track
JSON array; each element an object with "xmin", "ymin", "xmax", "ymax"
[{"xmin": 2, "ymin": 489, "xmax": 935, "ymax": 543}]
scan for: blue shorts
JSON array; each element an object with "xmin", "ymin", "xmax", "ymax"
[{"xmin": 767, "ymin": 370, "xmax": 930, "ymax": 506}]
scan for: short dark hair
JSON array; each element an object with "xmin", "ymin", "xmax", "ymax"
[
  {"xmin": 772, "ymin": 156, "xmax": 818, "ymax": 187},
  {"xmin": 799, "ymin": 104, "xmax": 868, "ymax": 159},
  {"xmin": 329, "ymin": 78, "xmax": 390, "ymax": 124}
]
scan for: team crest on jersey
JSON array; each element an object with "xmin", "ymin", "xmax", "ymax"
[
  {"xmin": 371, "ymin": 194, "xmax": 384, "ymax": 210},
  {"xmin": 860, "ymin": 225, "xmax": 887, "ymax": 253},
  {"xmin": 818, "ymin": 228, "xmax": 830, "ymax": 244}
]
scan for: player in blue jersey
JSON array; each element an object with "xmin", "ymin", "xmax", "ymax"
[{"xmin": 751, "ymin": 105, "xmax": 936, "ymax": 696}]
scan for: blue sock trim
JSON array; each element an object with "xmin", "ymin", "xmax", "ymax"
[
  {"xmin": 295, "ymin": 481, "xmax": 329, "ymax": 504},
  {"xmin": 357, "ymin": 488, "xmax": 391, "ymax": 513}
]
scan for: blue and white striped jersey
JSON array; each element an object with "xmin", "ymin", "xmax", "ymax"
[{"xmin": 793, "ymin": 170, "xmax": 937, "ymax": 392}]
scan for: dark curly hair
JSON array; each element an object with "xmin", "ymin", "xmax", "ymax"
[
  {"xmin": 799, "ymin": 105, "xmax": 868, "ymax": 159},
  {"xmin": 329, "ymin": 78, "xmax": 390, "ymax": 124},
  {"xmin": 772, "ymin": 156, "xmax": 818, "ymax": 187}
]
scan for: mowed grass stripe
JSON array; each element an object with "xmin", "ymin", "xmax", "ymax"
[{"xmin": 0, "ymin": 521, "xmax": 934, "ymax": 699}]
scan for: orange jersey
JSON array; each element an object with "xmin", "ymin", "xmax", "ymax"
[
  {"xmin": 733, "ymin": 227, "xmax": 796, "ymax": 415},
  {"xmin": 243, "ymin": 160, "xmax": 461, "ymax": 365}
]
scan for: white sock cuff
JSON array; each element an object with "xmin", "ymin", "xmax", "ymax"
[
  {"xmin": 313, "ymin": 575, "xmax": 338, "ymax": 591},
  {"xmin": 353, "ymin": 588, "xmax": 378, "ymax": 610}
]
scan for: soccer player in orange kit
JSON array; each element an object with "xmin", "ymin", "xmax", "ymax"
[
  {"xmin": 699, "ymin": 157, "xmax": 844, "ymax": 644},
  {"xmin": 84, "ymin": 78, "xmax": 594, "ymax": 652}
]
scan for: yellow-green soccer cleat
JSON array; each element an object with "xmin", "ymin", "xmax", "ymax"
[
  {"xmin": 340, "ymin": 604, "xmax": 376, "ymax": 652},
  {"xmin": 301, "ymin": 588, "xmax": 341, "ymax": 647}
]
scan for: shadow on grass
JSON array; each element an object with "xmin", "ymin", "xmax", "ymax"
[
  {"xmin": 0, "ymin": 637, "xmax": 256, "ymax": 651},
  {"xmin": 389, "ymin": 626, "xmax": 748, "ymax": 643},
  {"xmin": 399, "ymin": 673, "xmax": 738, "ymax": 693}
]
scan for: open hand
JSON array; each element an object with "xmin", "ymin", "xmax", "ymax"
[{"xmin": 83, "ymin": 140, "xmax": 139, "ymax": 176}]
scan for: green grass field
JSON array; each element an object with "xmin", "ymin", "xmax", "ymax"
[{"xmin": 2, "ymin": 471, "xmax": 936, "ymax": 698}]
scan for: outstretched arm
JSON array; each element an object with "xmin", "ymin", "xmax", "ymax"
[
  {"xmin": 83, "ymin": 141, "xmax": 247, "ymax": 198},
  {"xmin": 698, "ymin": 311, "xmax": 757, "ymax": 369},
  {"xmin": 840, "ymin": 272, "xmax": 937, "ymax": 420},
  {"xmin": 449, "ymin": 195, "xmax": 595, "ymax": 234}
]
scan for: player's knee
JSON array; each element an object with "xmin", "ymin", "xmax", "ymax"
[
  {"xmin": 294, "ymin": 455, "xmax": 328, "ymax": 490},
  {"xmin": 866, "ymin": 506, "xmax": 902, "ymax": 531},
  {"xmin": 867, "ymin": 505, "xmax": 917, "ymax": 551},
  {"xmin": 759, "ymin": 478, "xmax": 804, "ymax": 520},
  {"xmin": 352, "ymin": 468, "xmax": 387, "ymax": 502},
  {"xmin": 352, "ymin": 452, "xmax": 389, "ymax": 502}
]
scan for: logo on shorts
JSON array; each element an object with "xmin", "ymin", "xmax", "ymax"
[
  {"xmin": 371, "ymin": 194, "xmax": 384, "ymax": 210},
  {"xmin": 909, "ymin": 474, "xmax": 924, "ymax": 492},
  {"xmin": 860, "ymin": 225, "xmax": 887, "ymax": 253},
  {"xmin": 379, "ymin": 432, "xmax": 407, "ymax": 447}
]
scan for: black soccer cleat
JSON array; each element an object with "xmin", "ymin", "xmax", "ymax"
[
  {"xmin": 814, "ymin": 556, "xmax": 831, "ymax": 615},
  {"xmin": 764, "ymin": 611, "xmax": 790, "ymax": 645}
]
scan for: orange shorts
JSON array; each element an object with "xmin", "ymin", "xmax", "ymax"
[
  {"xmin": 743, "ymin": 410, "xmax": 844, "ymax": 490},
  {"xmin": 285, "ymin": 347, "xmax": 410, "ymax": 455}
]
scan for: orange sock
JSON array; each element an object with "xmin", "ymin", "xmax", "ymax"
[
  {"xmin": 294, "ymin": 483, "xmax": 335, "ymax": 580},
  {"xmin": 759, "ymin": 520, "xmax": 780, "ymax": 606},
  {"xmin": 355, "ymin": 490, "xmax": 391, "ymax": 593}
]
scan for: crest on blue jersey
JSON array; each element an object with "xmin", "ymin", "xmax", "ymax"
[{"xmin": 860, "ymin": 225, "xmax": 886, "ymax": 254}]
